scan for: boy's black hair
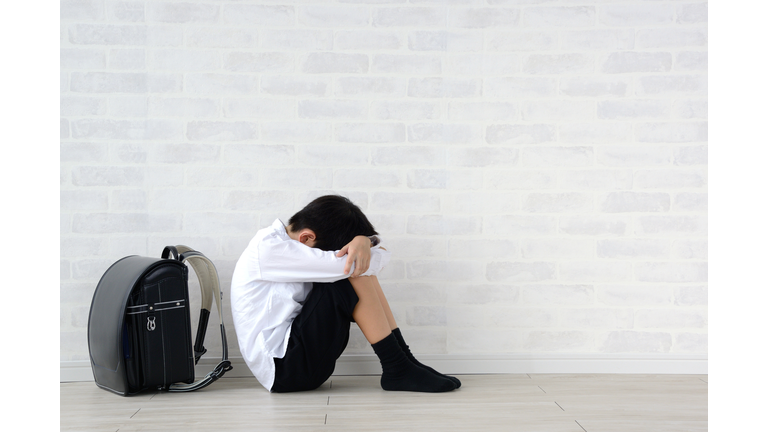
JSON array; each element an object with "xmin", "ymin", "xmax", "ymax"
[{"xmin": 288, "ymin": 195, "xmax": 378, "ymax": 251}]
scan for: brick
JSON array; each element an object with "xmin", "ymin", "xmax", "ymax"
[
  {"xmin": 672, "ymin": 192, "xmax": 707, "ymax": 212},
  {"xmin": 371, "ymin": 101, "xmax": 440, "ymax": 121},
  {"xmin": 68, "ymin": 24, "xmax": 146, "ymax": 45},
  {"xmin": 408, "ymin": 123, "xmax": 481, "ymax": 144},
  {"xmin": 60, "ymin": 237, "xmax": 109, "ymax": 258},
  {"xmin": 486, "ymin": 124, "xmax": 556, "ymax": 145},
  {"xmin": 187, "ymin": 27, "xmax": 259, "ymax": 48},
  {"xmin": 638, "ymin": 75, "xmax": 707, "ymax": 96},
  {"xmin": 262, "ymin": 122, "xmax": 331, "ymax": 143},
  {"xmin": 635, "ymin": 215, "xmax": 707, "ymax": 236},
  {"xmin": 370, "ymin": 192, "xmax": 440, "ymax": 212},
  {"xmin": 185, "ymin": 73, "xmax": 260, "ymax": 95},
  {"xmin": 522, "ymin": 100, "xmax": 594, "ymax": 121},
  {"xmin": 560, "ymin": 77, "xmax": 630, "ymax": 97},
  {"xmin": 61, "ymin": 0, "xmax": 104, "ymax": 20},
  {"xmin": 372, "ymin": 146, "xmax": 445, "ymax": 166},
  {"xmin": 449, "ymin": 285, "xmax": 519, "ymax": 305},
  {"xmin": 677, "ymin": 3, "xmax": 708, "ymax": 24},
  {"xmin": 484, "ymin": 77, "xmax": 556, "ymax": 98},
  {"xmin": 336, "ymin": 123, "xmax": 405, "ymax": 143},
  {"xmin": 222, "ymin": 191, "xmax": 295, "ymax": 213},
  {"xmin": 260, "ymin": 76, "xmax": 330, "ymax": 96},
  {"xmin": 186, "ymin": 167, "xmax": 259, "ymax": 187},
  {"xmin": 61, "ymin": 48, "xmax": 106, "ymax": 70},
  {"xmin": 597, "ymin": 100, "xmax": 670, "ymax": 120},
  {"xmin": 109, "ymin": 48, "xmax": 145, "ymax": 70},
  {"xmin": 449, "ymin": 8, "xmax": 519, "ymax": 28},
  {"xmin": 561, "ymin": 309, "xmax": 634, "ymax": 330},
  {"xmin": 487, "ymin": 31, "xmax": 557, "ymax": 52},
  {"xmin": 184, "ymin": 213, "xmax": 261, "ymax": 235},
  {"xmin": 406, "ymin": 306, "xmax": 447, "ymax": 326},
  {"xmin": 599, "ymin": 4, "xmax": 674, "ymax": 26},
  {"xmin": 111, "ymin": 142, "xmax": 148, "ymax": 163},
  {"xmin": 442, "ymin": 192, "xmax": 521, "ymax": 214},
  {"xmin": 445, "ymin": 54, "xmax": 521, "ymax": 76},
  {"xmin": 224, "ymin": 98, "xmax": 294, "ymax": 120},
  {"xmin": 338, "ymin": 30, "xmax": 403, "ymax": 50},
  {"xmin": 446, "ymin": 239, "xmax": 518, "ymax": 260},
  {"xmin": 224, "ymin": 52, "xmax": 293, "ymax": 73},
  {"xmin": 448, "ymin": 102, "xmax": 518, "ymax": 121},
  {"xmin": 636, "ymin": 122, "xmax": 708, "ymax": 143},
  {"xmin": 107, "ymin": 96, "xmax": 148, "ymax": 117},
  {"xmin": 71, "ymin": 119, "xmax": 182, "ymax": 140},
  {"xmin": 61, "ymin": 190, "xmax": 109, "ymax": 211},
  {"xmin": 596, "ymin": 145, "xmax": 672, "ymax": 167},
  {"xmin": 560, "ymin": 261, "xmax": 632, "ymax": 282},
  {"xmin": 598, "ymin": 330, "xmax": 672, "ymax": 353},
  {"xmin": 600, "ymin": 192, "xmax": 670, "ymax": 213},
  {"xmin": 373, "ymin": 7, "xmax": 446, "ymax": 27},
  {"xmin": 186, "ymin": 121, "xmax": 258, "ymax": 142},
  {"xmin": 675, "ymin": 51, "xmax": 708, "ymax": 72},
  {"xmin": 406, "ymin": 169, "xmax": 482, "ymax": 190},
  {"xmin": 597, "ymin": 239, "xmax": 669, "ymax": 259},
  {"xmin": 523, "ymin": 6, "xmax": 595, "ymax": 27},
  {"xmin": 673, "ymin": 100, "xmax": 707, "ymax": 119},
  {"xmin": 152, "ymin": 143, "xmax": 220, "ymax": 164},
  {"xmin": 634, "ymin": 169, "xmax": 707, "ymax": 189},
  {"xmin": 300, "ymin": 5, "xmax": 369, "ymax": 27},
  {"xmin": 408, "ymin": 260, "xmax": 482, "ymax": 281},
  {"xmin": 61, "ymin": 142, "xmax": 107, "ymax": 162},
  {"xmin": 487, "ymin": 262, "xmax": 556, "ymax": 282},
  {"xmin": 406, "ymin": 215, "xmax": 481, "ymax": 235},
  {"xmin": 148, "ymin": 2, "xmax": 218, "ymax": 23},
  {"xmin": 560, "ymin": 29, "xmax": 634, "ymax": 51},
  {"xmin": 301, "ymin": 53, "xmax": 368, "ymax": 74},
  {"xmin": 597, "ymin": 285, "xmax": 672, "ymax": 307},
  {"xmin": 523, "ymin": 331, "xmax": 592, "ymax": 352},
  {"xmin": 522, "ymin": 239, "xmax": 594, "ymax": 259},
  {"xmin": 523, "ymin": 192, "xmax": 593, "ymax": 213},
  {"xmin": 673, "ymin": 333, "xmax": 707, "ymax": 353},
  {"xmin": 70, "ymin": 72, "xmax": 181, "ymax": 93},
  {"xmin": 299, "ymin": 100, "xmax": 368, "ymax": 120},
  {"xmin": 385, "ymin": 239, "xmax": 448, "ymax": 260},
  {"xmin": 262, "ymin": 30, "xmax": 332, "ymax": 50},
  {"xmin": 636, "ymin": 309, "xmax": 707, "ymax": 329},
  {"xmin": 72, "ymin": 213, "xmax": 180, "ymax": 233},
  {"xmin": 602, "ymin": 52, "xmax": 672, "ymax": 74},
  {"xmin": 522, "ymin": 54, "xmax": 593, "ymax": 75},
  {"xmin": 491, "ymin": 308, "xmax": 556, "ymax": 328},
  {"xmin": 672, "ymin": 239, "xmax": 707, "ymax": 260},
  {"xmin": 408, "ymin": 77, "xmax": 480, "ymax": 98},
  {"xmin": 150, "ymin": 97, "xmax": 219, "ymax": 118},
  {"xmin": 636, "ymin": 28, "xmax": 707, "ymax": 49},
  {"xmin": 486, "ymin": 170, "xmax": 555, "ymax": 190},
  {"xmin": 106, "ymin": 1, "xmax": 145, "ymax": 22},
  {"xmin": 334, "ymin": 169, "xmax": 402, "ymax": 189},
  {"xmin": 149, "ymin": 189, "xmax": 220, "ymax": 211},
  {"xmin": 223, "ymin": 5, "xmax": 295, "ymax": 26},
  {"xmin": 674, "ymin": 286, "xmax": 707, "ymax": 306},
  {"xmin": 61, "ymin": 119, "xmax": 70, "ymax": 139},
  {"xmin": 448, "ymin": 147, "xmax": 519, "ymax": 167},
  {"xmin": 559, "ymin": 170, "xmax": 633, "ymax": 190},
  {"xmin": 371, "ymin": 54, "xmax": 441, "ymax": 75},
  {"xmin": 559, "ymin": 216, "xmax": 629, "ymax": 236},
  {"xmin": 408, "ymin": 31, "xmax": 483, "ymax": 52},
  {"xmin": 151, "ymin": 49, "xmax": 220, "ymax": 71},
  {"xmin": 335, "ymin": 77, "xmax": 406, "ymax": 97},
  {"xmin": 298, "ymin": 145, "xmax": 368, "ymax": 166},
  {"xmin": 484, "ymin": 215, "xmax": 557, "ymax": 236}
]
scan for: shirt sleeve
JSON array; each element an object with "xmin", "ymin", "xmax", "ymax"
[{"xmin": 256, "ymin": 235, "xmax": 391, "ymax": 283}]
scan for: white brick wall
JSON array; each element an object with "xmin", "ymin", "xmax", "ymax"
[{"xmin": 61, "ymin": 0, "xmax": 707, "ymax": 363}]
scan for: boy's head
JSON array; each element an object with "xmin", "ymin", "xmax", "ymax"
[{"xmin": 287, "ymin": 195, "xmax": 378, "ymax": 251}]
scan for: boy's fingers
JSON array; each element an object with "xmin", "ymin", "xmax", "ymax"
[{"xmin": 336, "ymin": 245, "xmax": 349, "ymax": 257}]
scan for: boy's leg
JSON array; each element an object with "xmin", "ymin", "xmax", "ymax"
[
  {"xmin": 366, "ymin": 276, "xmax": 461, "ymax": 388},
  {"xmin": 348, "ymin": 276, "xmax": 456, "ymax": 392}
]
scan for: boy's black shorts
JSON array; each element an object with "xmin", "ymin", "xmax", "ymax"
[{"xmin": 272, "ymin": 278, "xmax": 359, "ymax": 393}]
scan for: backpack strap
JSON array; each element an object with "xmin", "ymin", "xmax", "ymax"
[{"xmin": 161, "ymin": 245, "xmax": 232, "ymax": 392}]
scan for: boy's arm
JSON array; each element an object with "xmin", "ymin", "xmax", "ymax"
[
  {"xmin": 336, "ymin": 235, "xmax": 374, "ymax": 277},
  {"xmin": 256, "ymin": 235, "xmax": 389, "ymax": 283}
]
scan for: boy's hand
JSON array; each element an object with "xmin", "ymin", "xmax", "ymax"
[{"xmin": 337, "ymin": 236, "xmax": 372, "ymax": 277}]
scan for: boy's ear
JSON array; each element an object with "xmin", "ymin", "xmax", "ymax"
[{"xmin": 298, "ymin": 229, "xmax": 316, "ymax": 246}]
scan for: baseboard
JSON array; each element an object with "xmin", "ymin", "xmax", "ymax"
[{"xmin": 61, "ymin": 353, "xmax": 707, "ymax": 383}]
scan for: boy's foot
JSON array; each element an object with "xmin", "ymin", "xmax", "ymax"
[
  {"xmin": 392, "ymin": 328, "xmax": 462, "ymax": 389},
  {"xmin": 372, "ymin": 333, "xmax": 456, "ymax": 393}
]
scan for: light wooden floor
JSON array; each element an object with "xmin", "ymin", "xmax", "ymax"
[{"xmin": 61, "ymin": 374, "xmax": 707, "ymax": 431}]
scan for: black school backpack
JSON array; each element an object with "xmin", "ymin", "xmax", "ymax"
[{"xmin": 87, "ymin": 245, "xmax": 232, "ymax": 395}]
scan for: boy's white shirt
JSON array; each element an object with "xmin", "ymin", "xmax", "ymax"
[{"xmin": 230, "ymin": 219, "xmax": 391, "ymax": 391}]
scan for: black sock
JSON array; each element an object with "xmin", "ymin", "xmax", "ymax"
[
  {"xmin": 392, "ymin": 328, "xmax": 461, "ymax": 389},
  {"xmin": 371, "ymin": 333, "xmax": 456, "ymax": 393}
]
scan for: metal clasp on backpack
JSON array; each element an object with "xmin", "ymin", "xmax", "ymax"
[{"xmin": 147, "ymin": 316, "xmax": 156, "ymax": 331}]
